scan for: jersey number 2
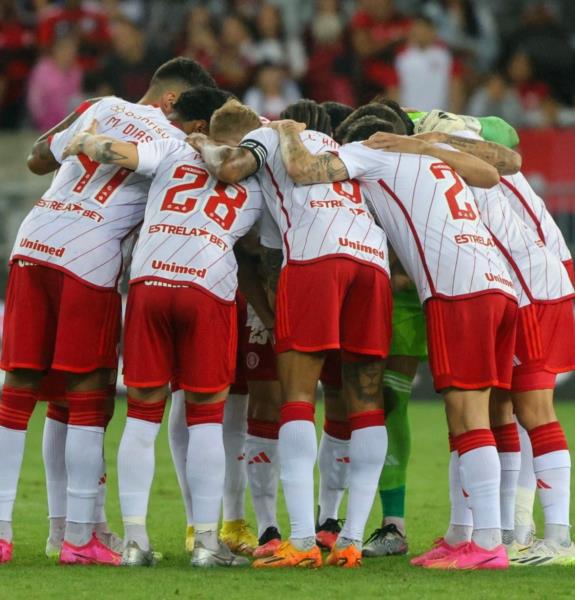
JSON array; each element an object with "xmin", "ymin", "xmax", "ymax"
[{"xmin": 430, "ymin": 162, "xmax": 476, "ymax": 221}]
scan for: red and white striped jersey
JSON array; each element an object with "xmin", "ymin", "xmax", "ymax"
[
  {"xmin": 12, "ymin": 96, "xmax": 184, "ymax": 288},
  {"xmin": 498, "ymin": 173, "xmax": 572, "ymax": 264},
  {"xmin": 471, "ymin": 184, "xmax": 574, "ymax": 307},
  {"xmin": 130, "ymin": 138, "xmax": 263, "ymax": 301},
  {"xmin": 338, "ymin": 141, "xmax": 517, "ymax": 303},
  {"xmin": 239, "ymin": 127, "xmax": 389, "ymax": 273}
]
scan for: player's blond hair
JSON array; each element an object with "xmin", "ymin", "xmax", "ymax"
[{"xmin": 209, "ymin": 99, "xmax": 261, "ymax": 141}]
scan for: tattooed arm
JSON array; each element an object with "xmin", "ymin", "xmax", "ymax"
[
  {"xmin": 268, "ymin": 120, "xmax": 350, "ymax": 185},
  {"xmin": 27, "ymin": 97, "xmax": 102, "ymax": 175}
]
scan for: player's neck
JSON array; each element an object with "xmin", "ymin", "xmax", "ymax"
[{"xmin": 138, "ymin": 92, "xmax": 164, "ymax": 113}]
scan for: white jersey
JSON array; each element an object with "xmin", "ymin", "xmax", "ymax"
[
  {"xmin": 471, "ymin": 185, "xmax": 574, "ymax": 307},
  {"xmin": 12, "ymin": 96, "xmax": 184, "ymax": 288},
  {"xmin": 498, "ymin": 173, "xmax": 572, "ymax": 264},
  {"xmin": 239, "ymin": 127, "xmax": 389, "ymax": 273},
  {"xmin": 131, "ymin": 138, "xmax": 263, "ymax": 301},
  {"xmin": 338, "ymin": 142, "xmax": 517, "ymax": 303}
]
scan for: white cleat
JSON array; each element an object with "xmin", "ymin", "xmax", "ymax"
[
  {"xmin": 121, "ymin": 541, "xmax": 157, "ymax": 567},
  {"xmin": 190, "ymin": 540, "xmax": 250, "ymax": 568},
  {"xmin": 510, "ymin": 539, "xmax": 575, "ymax": 566},
  {"xmin": 45, "ymin": 538, "xmax": 62, "ymax": 559}
]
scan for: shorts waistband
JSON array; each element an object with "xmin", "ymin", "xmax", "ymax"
[{"xmin": 143, "ymin": 280, "xmax": 190, "ymax": 289}]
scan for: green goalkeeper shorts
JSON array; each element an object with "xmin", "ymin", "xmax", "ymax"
[{"xmin": 390, "ymin": 286, "xmax": 428, "ymax": 360}]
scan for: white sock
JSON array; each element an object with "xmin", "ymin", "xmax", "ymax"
[
  {"xmin": 499, "ymin": 451, "xmax": 521, "ymax": 533},
  {"xmin": 0, "ymin": 426, "xmax": 27, "ymax": 540},
  {"xmin": 445, "ymin": 450, "xmax": 473, "ymax": 544},
  {"xmin": 186, "ymin": 423, "xmax": 225, "ymax": 528},
  {"xmin": 317, "ymin": 432, "xmax": 349, "ymax": 524},
  {"xmin": 168, "ymin": 391, "xmax": 193, "ymax": 525},
  {"xmin": 534, "ymin": 450, "xmax": 571, "ymax": 544},
  {"xmin": 93, "ymin": 457, "xmax": 108, "ymax": 533},
  {"xmin": 222, "ymin": 394, "xmax": 248, "ymax": 522},
  {"xmin": 246, "ymin": 434, "xmax": 279, "ymax": 537},
  {"xmin": 118, "ymin": 417, "xmax": 161, "ymax": 551},
  {"xmin": 42, "ymin": 418, "xmax": 67, "ymax": 529},
  {"xmin": 65, "ymin": 425, "xmax": 105, "ymax": 546},
  {"xmin": 340, "ymin": 425, "xmax": 387, "ymax": 545},
  {"xmin": 459, "ymin": 445, "xmax": 502, "ymax": 550},
  {"xmin": 279, "ymin": 419, "xmax": 317, "ymax": 540},
  {"xmin": 515, "ymin": 423, "xmax": 536, "ymax": 544}
]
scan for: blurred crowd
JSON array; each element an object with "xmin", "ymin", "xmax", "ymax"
[{"xmin": 2, "ymin": 0, "xmax": 575, "ymax": 131}]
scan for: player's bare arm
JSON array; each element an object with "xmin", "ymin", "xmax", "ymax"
[
  {"xmin": 188, "ymin": 133, "xmax": 258, "ymax": 183},
  {"xmin": 364, "ymin": 132, "xmax": 499, "ymax": 189},
  {"xmin": 27, "ymin": 97, "xmax": 102, "ymax": 175},
  {"xmin": 413, "ymin": 131, "xmax": 522, "ymax": 175},
  {"xmin": 269, "ymin": 120, "xmax": 349, "ymax": 185}
]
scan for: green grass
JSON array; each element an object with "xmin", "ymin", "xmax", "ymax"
[{"xmin": 7, "ymin": 400, "xmax": 575, "ymax": 599}]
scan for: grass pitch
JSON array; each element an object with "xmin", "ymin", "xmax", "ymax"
[{"xmin": 6, "ymin": 399, "xmax": 575, "ymax": 599}]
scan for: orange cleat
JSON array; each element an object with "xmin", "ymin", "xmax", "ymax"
[
  {"xmin": 326, "ymin": 543, "xmax": 362, "ymax": 568},
  {"xmin": 315, "ymin": 519, "xmax": 342, "ymax": 551},
  {"xmin": 252, "ymin": 541, "xmax": 323, "ymax": 568}
]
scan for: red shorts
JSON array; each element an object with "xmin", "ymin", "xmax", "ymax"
[
  {"xmin": 425, "ymin": 293, "xmax": 518, "ymax": 391},
  {"xmin": 275, "ymin": 258, "xmax": 392, "ymax": 358},
  {"xmin": 511, "ymin": 300, "xmax": 575, "ymax": 391},
  {"xmin": 230, "ymin": 295, "xmax": 249, "ymax": 394},
  {"xmin": 563, "ymin": 259, "xmax": 575, "ymax": 287},
  {"xmin": 320, "ymin": 351, "xmax": 342, "ymax": 389},
  {"xmin": 124, "ymin": 282, "xmax": 237, "ymax": 393},
  {"xmin": 1, "ymin": 262, "xmax": 121, "ymax": 373}
]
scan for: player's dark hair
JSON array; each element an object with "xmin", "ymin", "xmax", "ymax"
[
  {"xmin": 150, "ymin": 57, "xmax": 217, "ymax": 91},
  {"xmin": 371, "ymin": 96, "xmax": 415, "ymax": 135},
  {"xmin": 281, "ymin": 99, "xmax": 332, "ymax": 135},
  {"xmin": 172, "ymin": 86, "xmax": 234, "ymax": 123},
  {"xmin": 321, "ymin": 101, "xmax": 354, "ymax": 135},
  {"xmin": 335, "ymin": 103, "xmax": 406, "ymax": 143},
  {"xmin": 343, "ymin": 116, "xmax": 395, "ymax": 144}
]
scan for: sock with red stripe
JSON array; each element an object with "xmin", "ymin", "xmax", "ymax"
[
  {"xmin": 64, "ymin": 389, "xmax": 108, "ymax": 547},
  {"xmin": 278, "ymin": 402, "xmax": 317, "ymax": 547},
  {"xmin": 246, "ymin": 418, "xmax": 280, "ymax": 538},
  {"xmin": 117, "ymin": 397, "xmax": 166, "ymax": 551},
  {"xmin": 186, "ymin": 401, "xmax": 226, "ymax": 551},
  {"xmin": 492, "ymin": 422, "xmax": 521, "ymax": 541},
  {"xmin": 529, "ymin": 421, "xmax": 571, "ymax": 545},
  {"xmin": 168, "ymin": 391, "xmax": 193, "ymax": 525},
  {"xmin": 0, "ymin": 386, "xmax": 37, "ymax": 541},
  {"xmin": 317, "ymin": 419, "xmax": 350, "ymax": 525},
  {"xmin": 222, "ymin": 394, "xmax": 248, "ymax": 522},
  {"xmin": 515, "ymin": 423, "xmax": 536, "ymax": 545},
  {"xmin": 340, "ymin": 410, "xmax": 387, "ymax": 546},
  {"xmin": 456, "ymin": 428, "xmax": 502, "ymax": 550},
  {"xmin": 445, "ymin": 434, "xmax": 473, "ymax": 544},
  {"xmin": 43, "ymin": 402, "xmax": 69, "ymax": 546}
]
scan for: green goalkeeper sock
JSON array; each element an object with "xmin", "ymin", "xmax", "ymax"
[{"xmin": 379, "ymin": 370, "xmax": 413, "ymax": 520}]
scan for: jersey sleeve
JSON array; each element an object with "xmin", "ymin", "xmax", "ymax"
[
  {"xmin": 239, "ymin": 127, "xmax": 277, "ymax": 172},
  {"xmin": 50, "ymin": 102, "xmax": 102, "ymax": 162},
  {"xmin": 135, "ymin": 139, "xmax": 186, "ymax": 177},
  {"xmin": 338, "ymin": 142, "xmax": 392, "ymax": 181}
]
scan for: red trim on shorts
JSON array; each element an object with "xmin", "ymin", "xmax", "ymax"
[
  {"xmin": 0, "ymin": 360, "xmax": 50, "ymax": 372},
  {"xmin": 67, "ymin": 389, "xmax": 109, "ymax": 427},
  {"xmin": 349, "ymin": 409, "xmax": 385, "ymax": 430},
  {"xmin": 512, "ymin": 369, "xmax": 556, "ymax": 392},
  {"xmin": 454, "ymin": 428, "xmax": 496, "ymax": 456},
  {"xmin": 128, "ymin": 277, "xmax": 235, "ymax": 305},
  {"xmin": 528, "ymin": 421, "xmax": 568, "ymax": 457},
  {"xmin": 265, "ymin": 164, "xmax": 291, "ymax": 261},
  {"xmin": 492, "ymin": 423, "xmax": 520, "ymax": 453},
  {"xmin": 324, "ymin": 418, "xmax": 351, "ymax": 440},
  {"xmin": 127, "ymin": 397, "xmax": 166, "ymax": 424},
  {"xmin": 185, "ymin": 400, "xmax": 225, "ymax": 426},
  {"xmin": 0, "ymin": 387, "xmax": 37, "ymax": 430},
  {"xmin": 500, "ymin": 178, "xmax": 546, "ymax": 244},
  {"xmin": 47, "ymin": 402, "xmax": 69, "ymax": 424},
  {"xmin": 280, "ymin": 401, "xmax": 315, "ymax": 425},
  {"xmin": 74, "ymin": 100, "xmax": 93, "ymax": 115},
  {"xmin": 248, "ymin": 418, "xmax": 279, "ymax": 439}
]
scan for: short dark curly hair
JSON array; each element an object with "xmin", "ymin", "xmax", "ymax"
[
  {"xmin": 150, "ymin": 57, "xmax": 217, "ymax": 91},
  {"xmin": 321, "ymin": 101, "xmax": 354, "ymax": 135},
  {"xmin": 371, "ymin": 96, "xmax": 415, "ymax": 135},
  {"xmin": 335, "ymin": 103, "xmax": 406, "ymax": 142},
  {"xmin": 172, "ymin": 86, "xmax": 234, "ymax": 123},
  {"xmin": 343, "ymin": 116, "xmax": 395, "ymax": 144},
  {"xmin": 281, "ymin": 99, "xmax": 332, "ymax": 135}
]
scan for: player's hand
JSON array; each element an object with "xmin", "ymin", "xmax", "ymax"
[
  {"xmin": 62, "ymin": 119, "xmax": 99, "ymax": 158},
  {"xmin": 187, "ymin": 132, "xmax": 208, "ymax": 151},
  {"xmin": 267, "ymin": 119, "xmax": 306, "ymax": 133},
  {"xmin": 364, "ymin": 132, "xmax": 430, "ymax": 155}
]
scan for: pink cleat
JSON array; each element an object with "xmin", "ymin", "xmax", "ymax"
[
  {"xmin": 60, "ymin": 533, "xmax": 121, "ymax": 566},
  {"xmin": 253, "ymin": 538, "xmax": 282, "ymax": 558},
  {"xmin": 411, "ymin": 538, "xmax": 465, "ymax": 566},
  {"xmin": 424, "ymin": 541, "xmax": 509, "ymax": 570},
  {"xmin": 0, "ymin": 539, "xmax": 13, "ymax": 563}
]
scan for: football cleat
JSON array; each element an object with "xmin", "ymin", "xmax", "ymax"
[
  {"xmin": 121, "ymin": 541, "xmax": 156, "ymax": 567},
  {"xmin": 315, "ymin": 518, "xmax": 343, "ymax": 551},
  {"xmin": 96, "ymin": 531, "xmax": 124, "ymax": 554},
  {"xmin": 510, "ymin": 539, "xmax": 575, "ymax": 566},
  {"xmin": 253, "ymin": 526, "xmax": 282, "ymax": 558},
  {"xmin": 253, "ymin": 541, "xmax": 323, "ymax": 569},
  {"xmin": 185, "ymin": 525, "xmax": 195, "ymax": 553},
  {"xmin": 59, "ymin": 533, "xmax": 121, "ymax": 566},
  {"xmin": 363, "ymin": 524, "xmax": 408, "ymax": 557},
  {"xmin": 46, "ymin": 538, "xmax": 62, "ymax": 559},
  {"xmin": 327, "ymin": 543, "xmax": 362, "ymax": 568},
  {"xmin": 411, "ymin": 538, "xmax": 465, "ymax": 566},
  {"xmin": 0, "ymin": 539, "xmax": 13, "ymax": 563},
  {"xmin": 220, "ymin": 519, "xmax": 257, "ymax": 556},
  {"xmin": 424, "ymin": 541, "xmax": 509, "ymax": 570},
  {"xmin": 190, "ymin": 540, "xmax": 250, "ymax": 568},
  {"xmin": 504, "ymin": 539, "xmax": 533, "ymax": 560}
]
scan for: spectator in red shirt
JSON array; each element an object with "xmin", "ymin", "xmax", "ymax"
[{"xmin": 507, "ymin": 50, "xmax": 550, "ymax": 111}]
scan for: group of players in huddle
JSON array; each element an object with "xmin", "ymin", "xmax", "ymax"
[{"xmin": 0, "ymin": 55, "xmax": 573, "ymax": 570}]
